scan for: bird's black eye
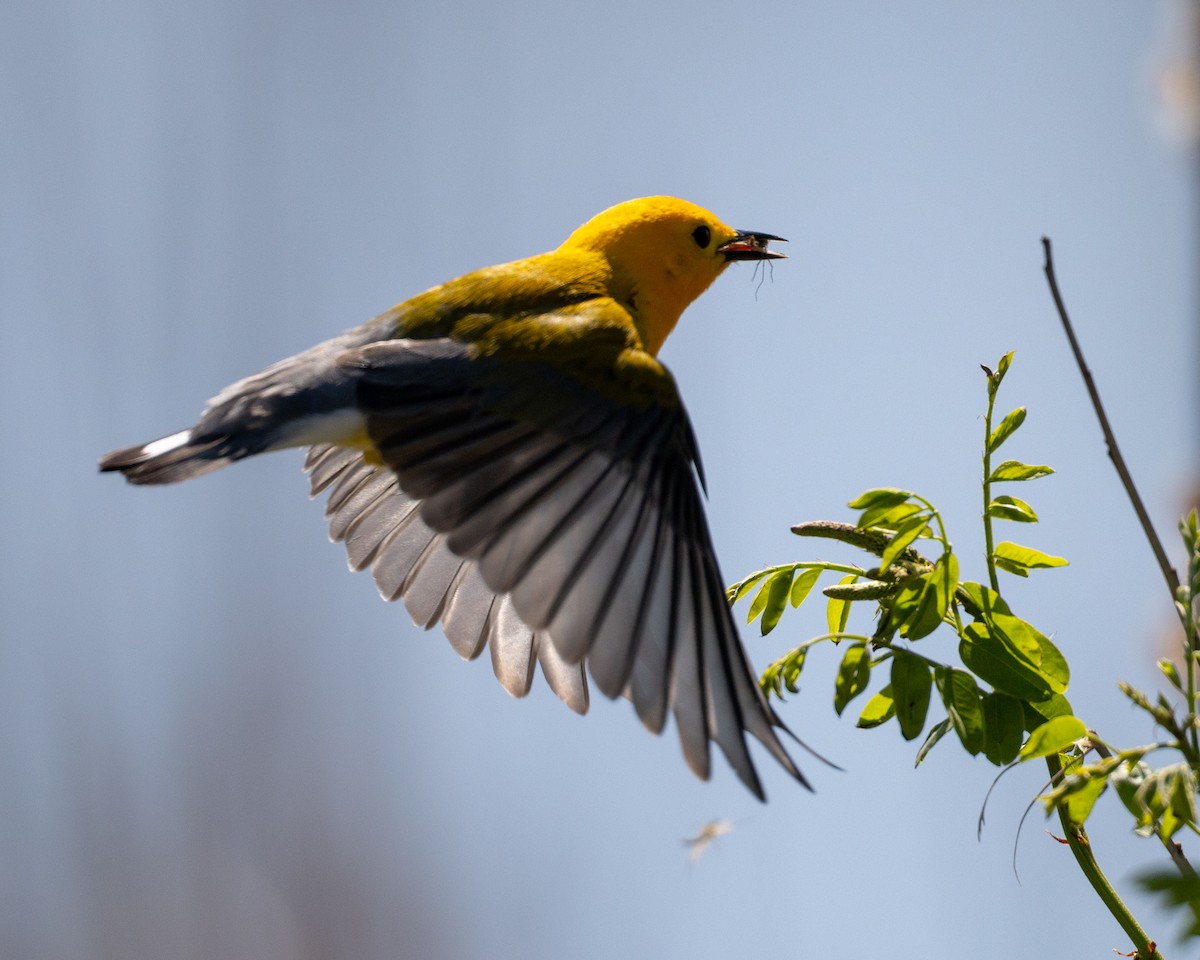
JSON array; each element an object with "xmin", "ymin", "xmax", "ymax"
[{"xmin": 691, "ymin": 225, "xmax": 711, "ymax": 249}]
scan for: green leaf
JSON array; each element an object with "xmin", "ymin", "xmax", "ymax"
[
  {"xmin": 986, "ymin": 495, "xmax": 1039, "ymax": 523},
  {"xmin": 858, "ymin": 500, "xmax": 922, "ymax": 532},
  {"xmin": 789, "ymin": 567, "xmax": 822, "ymax": 608},
  {"xmin": 914, "ymin": 717, "xmax": 953, "ymax": 767},
  {"xmin": 847, "ymin": 488, "xmax": 912, "ymax": 510},
  {"xmin": 880, "ymin": 514, "xmax": 931, "ymax": 571},
  {"xmin": 1134, "ymin": 869, "xmax": 1200, "ymax": 939},
  {"xmin": 857, "ymin": 684, "xmax": 895, "ymax": 728},
  {"xmin": 891, "ymin": 650, "xmax": 932, "ymax": 741},
  {"xmin": 826, "ymin": 576, "xmax": 856, "ymax": 635},
  {"xmin": 1019, "ymin": 715, "xmax": 1087, "ymax": 760},
  {"xmin": 1032, "ymin": 632, "xmax": 1070, "ymax": 693},
  {"xmin": 993, "ymin": 541, "xmax": 1068, "ymax": 572},
  {"xmin": 1022, "ymin": 692, "xmax": 1074, "ymax": 731},
  {"xmin": 938, "ymin": 668, "xmax": 984, "ymax": 755},
  {"xmin": 1159, "ymin": 657, "xmax": 1184, "ymax": 692},
  {"xmin": 746, "ymin": 571, "xmax": 780, "ymax": 623},
  {"xmin": 955, "ymin": 581, "xmax": 985, "ymax": 615},
  {"xmin": 1063, "ymin": 775, "xmax": 1108, "ymax": 824},
  {"xmin": 987, "ymin": 613, "xmax": 1060, "ymax": 686},
  {"xmin": 1126, "ymin": 763, "xmax": 1200, "ymax": 839},
  {"xmin": 934, "ymin": 551, "xmax": 958, "ymax": 619},
  {"xmin": 961, "ymin": 584, "xmax": 1069, "ymax": 693},
  {"xmin": 726, "ymin": 567, "xmax": 773, "ymax": 604},
  {"xmin": 992, "ymin": 555, "xmax": 1029, "ymax": 577},
  {"xmin": 892, "ymin": 577, "xmax": 938, "ymax": 641},
  {"xmin": 1182, "ymin": 506, "xmax": 1200, "ymax": 542},
  {"xmin": 892, "ymin": 554, "xmax": 956, "ymax": 641},
  {"xmin": 756, "ymin": 569, "xmax": 794, "ymax": 636},
  {"xmin": 760, "ymin": 647, "xmax": 808, "ymax": 700},
  {"xmin": 988, "ymin": 407, "xmax": 1027, "ymax": 453},
  {"xmin": 834, "ymin": 643, "xmax": 871, "ymax": 715},
  {"xmin": 996, "ymin": 351, "xmax": 1013, "ymax": 381},
  {"xmin": 1167, "ymin": 762, "xmax": 1198, "ymax": 826},
  {"xmin": 958, "ymin": 622, "xmax": 1053, "ymax": 701},
  {"xmin": 988, "ymin": 607, "xmax": 1065, "ymax": 681},
  {"xmin": 981, "ymin": 692, "xmax": 1024, "ymax": 765},
  {"xmin": 989, "ymin": 460, "xmax": 1055, "ymax": 483},
  {"xmin": 781, "ymin": 650, "xmax": 806, "ymax": 692},
  {"xmin": 1111, "ymin": 759, "xmax": 1151, "ymax": 821}
]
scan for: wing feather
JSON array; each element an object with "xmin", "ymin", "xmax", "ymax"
[
  {"xmin": 439, "ymin": 563, "xmax": 499, "ymax": 660},
  {"xmin": 309, "ymin": 450, "xmax": 590, "ymax": 706},
  {"xmin": 325, "ymin": 456, "xmax": 382, "ymax": 517},
  {"xmin": 328, "ymin": 468, "xmax": 397, "ymax": 545},
  {"xmin": 305, "ymin": 443, "xmax": 357, "ymax": 494},
  {"xmin": 305, "ymin": 333, "xmax": 808, "ymax": 798},
  {"xmin": 487, "ymin": 598, "xmax": 538, "ymax": 699},
  {"xmin": 399, "ymin": 535, "xmax": 470, "ymax": 629},
  {"xmin": 342, "ymin": 479, "xmax": 422, "ymax": 572},
  {"xmin": 535, "ymin": 631, "xmax": 589, "ymax": 714},
  {"xmin": 516, "ymin": 458, "xmax": 645, "ymax": 690},
  {"xmin": 370, "ymin": 505, "xmax": 444, "ymax": 604}
]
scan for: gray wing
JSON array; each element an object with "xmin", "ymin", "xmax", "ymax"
[
  {"xmin": 306, "ymin": 443, "xmax": 589, "ymax": 714},
  {"xmin": 310, "ymin": 336, "xmax": 807, "ymax": 799}
]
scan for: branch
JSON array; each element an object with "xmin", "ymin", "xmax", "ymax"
[
  {"xmin": 1155, "ymin": 827, "xmax": 1199, "ymax": 881},
  {"xmin": 1044, "ymin": 754, "xmax": 1164, "ymax": 960},
  {"xmin": 1041, "ymin": 237, "xmax": 1181, "ymax": 603}
]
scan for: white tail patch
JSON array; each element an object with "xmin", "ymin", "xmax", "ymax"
[{"xmin": 141, "ymin": 430, "xmax": 192, "ymax": 458}]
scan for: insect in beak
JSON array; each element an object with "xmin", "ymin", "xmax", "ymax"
[{"xmin": 718, "ymin": 231, "xmax": 788, "ymax": 261}]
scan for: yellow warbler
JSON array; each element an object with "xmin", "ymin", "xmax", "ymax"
[{"xmin": 100, "ymin": 196, "xmax": 806, "ymax": 799}]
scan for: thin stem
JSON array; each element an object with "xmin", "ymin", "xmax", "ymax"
[
  {"xmin": 981, "ymin": 370, "xmax": 1001, "ymax": 592},
  {"xmin": 1185, "ymin": 541, "xmax": 1199, "ymax": 758},
  {"xmin": 1039, "ymin": 240, "xmax": 1179, "ymax": 957},
  {"xmin": 1186, "ymin": 632, "xmax": 1199, "ymax": 763},
  {"xmin": 809, "ymin": 632, "xmax": 875, "ymax": 646},
  {"xmin": 1154, "ymin": 825, "xmax": 1199, "ymax": 881},
  {"xmin": 911, "ymin": 494, "xmax": 951, "ymax": 552},
  {"xmin": 767, "ymin": 633, "xmax": 876, "ymax": 663},
  {"xmin": 812, "ymin": 562, "xmax": 874, "ymax": 579},
  {"xmin": 1044, "ymin": 754, "xmax": 1164, "ymax": 960},
  {"xmin": 1044, "ymin": 236, "xmax": 1199, "ymax": 763},
  {"xmin": 1041, "ymin": 237, "xmax": 1181, "ymax": 604}
]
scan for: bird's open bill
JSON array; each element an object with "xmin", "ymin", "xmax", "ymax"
[{"xmin": 718, "ymin": 231, "xmax": 787, "ymax": 261}]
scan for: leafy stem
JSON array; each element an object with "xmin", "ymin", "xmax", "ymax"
[
  {"xmin": 1045, "ymin": 752, "xmax": 1164, "ymax": 960},
  {"xmin": 733, "ymin": 304, "xmax": 1196, "ymax": 949},
  {"xmin": 1180, "ymin": 513, "xmax": 1200, "ymax": 760},
  {"xmin": 981, "ymin": 361, "xmax": 1003, "ymax": 593},
  {"xmin": 977, "ymin": 356, "xmax": 1141, "ymax": 944}
]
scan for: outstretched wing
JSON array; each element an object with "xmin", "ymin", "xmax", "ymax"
[
  {"xmin": 306, "ymin": 442, "xmax": 590, "ymax": 714},
  {"xmin": 309, "ymin": 334, "xmax": 807, "ymax": 799}
]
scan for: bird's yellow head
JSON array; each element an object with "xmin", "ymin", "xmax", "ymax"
[{"xmin": 558, "ymin": 196, "xmax": 785, "ymax": 355}]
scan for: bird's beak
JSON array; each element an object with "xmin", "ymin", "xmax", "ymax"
[{"xmin": 718, "ymin": 231, "xmax": 788, "ymax": 261}]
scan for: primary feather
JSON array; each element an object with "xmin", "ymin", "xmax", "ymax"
[{"xmin": 100, "ymin": 196, "xmax": 805, "ymax": 799}]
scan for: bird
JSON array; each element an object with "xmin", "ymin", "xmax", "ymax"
[{"xmin": 100, "ymin": 195, "xmax": 808, "ymax": 800}]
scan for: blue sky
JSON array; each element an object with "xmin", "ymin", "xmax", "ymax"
[{"xmin": 2, "ymin": 3, "xmax": 1197, "ymax": 958}]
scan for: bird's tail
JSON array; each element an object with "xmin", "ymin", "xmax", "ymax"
[
  {"xmin": 99, "ymin": 429, "xmax": 252, "ymax": 485},
  {"xmin": 100, "ymin": 318, "xmax": 391, "ymax": 486}
]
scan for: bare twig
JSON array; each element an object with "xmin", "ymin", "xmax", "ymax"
[
  {"xmin": 1155, "ymin": 827, "xmax": 1199, "ymax": 881},
  {"xmin": 1041, "ymin": 237, "xmax": 1181, "ymax": 603}
]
